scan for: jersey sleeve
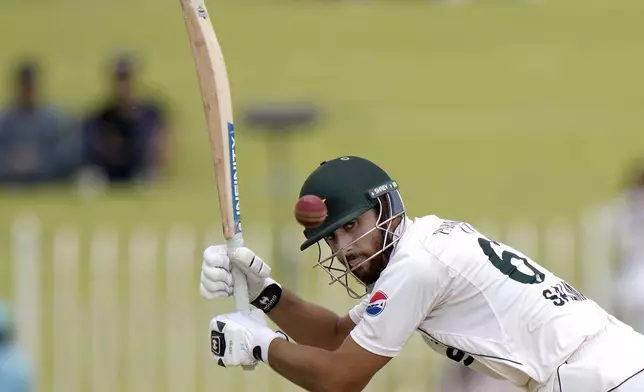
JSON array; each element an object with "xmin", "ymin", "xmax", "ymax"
[
  {"xmin": 348, "ymin": 297, "xmax": 369, "ymax": 325},
  {"xmin": 349, "ymin": 255, "xmax": 449, "ymax": 357}
]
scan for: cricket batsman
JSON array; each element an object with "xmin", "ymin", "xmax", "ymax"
[{"xmin": 200, "ymin": 156, "xmax": 644, "ymax": 392}]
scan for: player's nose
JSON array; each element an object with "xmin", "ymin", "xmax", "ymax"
[{"xmin": 331, "ymin": 232, "xmax": 353, "ymax": 253}]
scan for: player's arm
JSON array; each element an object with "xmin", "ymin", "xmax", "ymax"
[
  {"xmin": 267, "ymin": 334, "xmax": 388, "ymax": 392},
  {"xmin": 200, "ymin": 246, "xmax": 358, "ymax": 351},
  {"xmin": 262, "ymin": 255, "xmax": 449, "ymax": 392},
  {"xmin": 267, "ymin": 287, "xmax": 358, "ymax": 351},
  {"xmin": 268, "ymin": 338, "xmax": 386, "ymax": 392}
]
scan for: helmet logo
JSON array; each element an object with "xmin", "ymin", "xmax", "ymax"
[
  {"xmin": 340, "ymin": 157, "xmax": 350, "ymax": 161},
  {"xmin": 367, "ymin": 180, "xmax": 399, "ymax": 199}
]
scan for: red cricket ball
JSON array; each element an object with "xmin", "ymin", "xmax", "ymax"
[{"xmin": 294, "ymin": 194, "xmax": 328, "ymax": 228}]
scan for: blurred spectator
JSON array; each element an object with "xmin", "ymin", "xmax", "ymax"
[
  {"xmin": 612, "ymin": 161, "xmax": 644, "ymax": 333},
  {"xmin": 0, "ymin": 300, "xmax": 32, "ymax": 391},
  {"xmin": 77, "ymin": 52, "xmax": 170, "ymax": 189},
  {"xmin": 0, "ymin": 59, "xmax": 79, "ymax": 186}
]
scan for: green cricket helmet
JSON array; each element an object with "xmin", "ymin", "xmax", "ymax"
[{"xmin": 298, "ymin": 156, "xmax": 406, "ymax": 298}]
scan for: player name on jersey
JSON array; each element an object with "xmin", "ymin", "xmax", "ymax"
[{"xmin": 542, "ymin": 280, "xmax": 588, "ymax": 307}]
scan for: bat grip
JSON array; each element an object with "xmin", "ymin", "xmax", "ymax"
[
  {"xmin": 227, "ymin": 232, "xmax": 258, "ymax": 371},
  {"xmin": 227, "ymin": 232, "xmax": 250, "ymax": 312}
]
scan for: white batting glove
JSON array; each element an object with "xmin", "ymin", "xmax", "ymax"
[
  {"xmin": 210, "ymin": 311, "xmax": 288, "ymax": 367},
  {"xmin": 200, "ymin": 245, "xmax": 283, "ymax": 313}
]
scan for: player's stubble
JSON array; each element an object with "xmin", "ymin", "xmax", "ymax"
[{"xmin": 341, "ymin": 209, "xmax": 402, "ymax": 286}]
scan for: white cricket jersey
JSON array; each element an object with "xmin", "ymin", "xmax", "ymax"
[{"xmin": 348, "ymin": 215, "xmax": 610, "ymax": 390}]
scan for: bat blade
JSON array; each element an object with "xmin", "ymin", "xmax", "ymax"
[{"xmin": 179, "ymin": 0, "xmax": 252, "ymax": 316}]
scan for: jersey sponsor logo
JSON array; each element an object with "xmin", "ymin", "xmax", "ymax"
[{"xmin": 366, "ymin": 290, "xmax": 388, "ymax": 317}]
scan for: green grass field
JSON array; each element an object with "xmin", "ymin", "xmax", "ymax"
[{"xmin": 1, "ymin": 0, "xmax": 643, "ymax": 390}]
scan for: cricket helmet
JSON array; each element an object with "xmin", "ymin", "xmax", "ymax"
[{"xmin": 298, "ymin": 156, "xmax": 406, "ymax": 298}]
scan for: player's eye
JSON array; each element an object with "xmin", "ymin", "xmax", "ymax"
[{"xmin": 344, "ymin": 220, "xmax": 357, "ymax": 231}]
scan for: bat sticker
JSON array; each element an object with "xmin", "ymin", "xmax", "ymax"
[{"xmin": 227, "ymin": 122, "xmax": 242, "ymax": 233}]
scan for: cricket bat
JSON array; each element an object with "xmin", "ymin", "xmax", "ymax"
[{"xmin": 179, "ymin": 0, "xmax": 255, "ymax": 327}]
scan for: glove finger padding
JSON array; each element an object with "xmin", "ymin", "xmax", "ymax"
[
  {"xmin": 203, "ymin": 245, "xmax": 231, "ymax": 270},
  {"xmin": 200, "ymin": 283, "xmax": 231, "ymax": 300},
  {"xmin": 201, "ymin": 246, "xmax": 282, "ymax": 313},
  {"xmin": 231, "ymin": 247, "xmax": 271, "ymax": 279},
  {"xmin": 200, "ymin": 246, "xmax": 234, "ymax": 300},
  {"xmin": 200, "ymin": 271, "xmax": 233, "ymax": 294},
  {"xmin": 201, "ymin": 263, "xmax": 234, "ymax": 286}
]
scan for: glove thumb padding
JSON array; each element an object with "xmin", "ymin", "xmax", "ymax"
[{"xmin": 232, "ymin": 248, "xmax": 271, "ymax": 280}]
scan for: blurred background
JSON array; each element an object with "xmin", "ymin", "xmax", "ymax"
[{"xmin": 1, "ymin": 0, "xmax": 644, "ymax": 391}]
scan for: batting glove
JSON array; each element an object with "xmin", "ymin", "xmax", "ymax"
[
  {"xmin": 210, "ymin": 311, "xmax": 288, "ymax": 367},
  {"xmin": 200, "ymin": 245, "xmax": 283, "ymax": 313}
]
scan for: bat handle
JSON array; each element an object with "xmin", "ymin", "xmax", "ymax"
[
  {"xmin": 232, "ymin": 266, "xmax": 250, "ymax": 311},
  {"xmin": 227, "ymin": 232, "xmax": 250, "ymax": 311},
  {"xmin": 227, "ymin": 232, "xmax": 257, "ymax": 372}
]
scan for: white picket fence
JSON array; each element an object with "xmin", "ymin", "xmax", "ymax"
[{"xmin": 6, "ymin": 205, "xmax": 621, "ymax": 392}]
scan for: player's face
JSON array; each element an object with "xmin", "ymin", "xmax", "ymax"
[{"xmin": 325, "ymin": 209, "xmax": 385, "ymax": 285}]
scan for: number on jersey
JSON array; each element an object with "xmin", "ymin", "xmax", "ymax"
[
  {"xmin": 477, "ymin": 237, "xmax": 546, "ymax": 284},
  {"xmin": 476, "ymin": 234, "xmax": 588, "ymax": 306},
  {"xmin": 447, "ymin": 347, "xmax": 474, "ymax": 367},
  {"xmin": 435, "ymin": 219, "xmax": 587, "ymax": 306}
]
